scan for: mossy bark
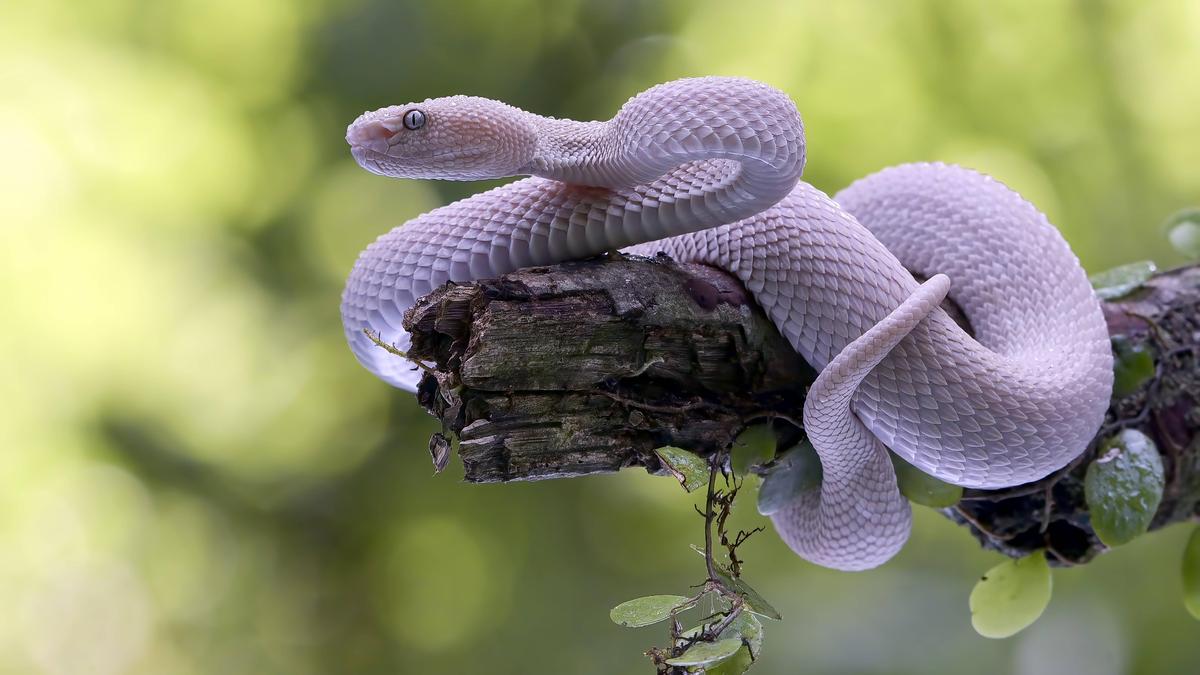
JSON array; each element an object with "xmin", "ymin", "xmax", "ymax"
[{"xmin": 404, "ymin": 256, "xmax": 1199, "ymax": 565}]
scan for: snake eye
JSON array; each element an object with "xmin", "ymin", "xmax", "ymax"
[{"xmin": 403, "ymin": 109, "xmax": 426, "ymax": 130}]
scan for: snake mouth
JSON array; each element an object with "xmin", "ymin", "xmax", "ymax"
[{"xmin": 350, "ymin": 145, "xmax": 491, "ymax": 179}]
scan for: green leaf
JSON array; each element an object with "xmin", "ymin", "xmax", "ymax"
[
  {"xmin": 725, "ymin": 611, "xmax": 764, "ymax": 660},
  {"xmin": 756, "ymin": 441, "xmax": 822, "ymax": 516},
  {"xmin": 1110, "ymin": 338, "xmax": 1156, "ymax": 398},
  {"xmin": 1182, "ymin": 526, "xmax": 1200, "ymax": 620},
  {"xmin": 1089, "ymin": 260, "xmax": 1156, "ymax": 300},
  {"xmin": 705, "ymin": 645, "xmax": 755, "ymax": 675},
  {"xmin": 714, "ymin": 568, "xmax": 782, "ymax": 621},
  {"xmin": 680, "ymin": 611, "xmax": 765, "ymax": 660},
  {"xmin": 731, "ymin": 424, "xmax": 777, "ymax": 477},
  {"xmin": 665, "ymin": 638, "xmax": 743, "ymax": 668},
  {"xmin": 1084, "ymin": 429, "xmax": 1164, "ymax": 547},
  {"xmin": 609, "ymin": 595, "xmax": 697, "ymax": 628},
  {"xmin": 890, "ymin": 453, "xmax": 963, "ymax": 507},
  {"xmin": 969, "ymin": 554, "xmax": 1053, "ymax": 639},
  {"xmin": 1164, "ymin": 207, "xmax": 1200, "ymax": 259},
  {"xmin": 655, "ymin": 446, "xmax": 710, "ymax": 492}
]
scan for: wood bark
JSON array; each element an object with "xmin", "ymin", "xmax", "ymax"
[{"xmin": 404, "ymin": 256, "xmax": 1199, "ymax": 565}]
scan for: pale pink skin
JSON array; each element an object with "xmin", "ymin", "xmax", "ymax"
[{"xmin": 341, "ymin": 77, "xmax": 1113, "ymax": 570}]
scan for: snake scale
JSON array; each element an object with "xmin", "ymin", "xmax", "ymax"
[{"xmin": 340, "ymin": 77, "xmax": 1113, "ymax": 570}]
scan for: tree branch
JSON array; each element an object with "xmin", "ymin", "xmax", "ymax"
[{"xmin": 403, "ymin": 256, "xmax": 1200, "ymax": 565}]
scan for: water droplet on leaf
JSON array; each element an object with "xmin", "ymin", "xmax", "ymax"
[{"xmin": 1084, "ymin": 429, "xmax": 1164, "ymax": 547}]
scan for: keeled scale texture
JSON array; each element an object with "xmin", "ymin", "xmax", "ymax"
[{"xmin": 341, "ymin": 77, "xmax": 1113, "ymax": 570}]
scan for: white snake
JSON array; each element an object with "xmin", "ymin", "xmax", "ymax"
[{"xmin": 341, "ymin": 77, "xmax": 1113, "ymax": 571}]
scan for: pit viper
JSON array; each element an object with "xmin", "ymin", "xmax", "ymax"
[{"xmin": 340, "ymin": 77, "xmax": 1113, "ymax": 570}]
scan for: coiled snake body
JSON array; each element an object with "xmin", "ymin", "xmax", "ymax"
[{"xmin": 341, "ymin": 77, "xmax": 1113, "ymax": 570}]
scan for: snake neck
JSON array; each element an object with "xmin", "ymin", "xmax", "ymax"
[
  {"xmin": 523, "ymin": 118, "xmax": 627, "ymax": 187},
  {"xmin": 521, "ymin": 77, "xmax": 808, "ymax": 232}
]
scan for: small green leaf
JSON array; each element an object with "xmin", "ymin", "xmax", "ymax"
[
  {"xmin": 714, "ymin": 568, "xmax": 782, "ymax": 621},
  {"xmin": 1164, "ymin": 207, "xmax": 1200, "ymax": 259},
  {"xmin": 1182, "ymin": 526, "xmax": 1200, "ymax": 620},
  {"xmin": 756, "ymin": 441, "xmax": 822, "ymax": 516},
  {"xmin": 705, "ymin": 645, "xmax": 755, "ymax": 675},
  {"xmin": 1084, "ymin": 429, "xmax": 1164, "ymax": 547},
  {"xmin": 1111, "ymin": 338, "xmax": 1156, "ymax": 398},
  {"xmin": 732, "ymin": 424, "xmax": 777, "ymax": 476},
  {"xmin": 655, "ymin": 446, "xmax": 710, "ymax": 492},
  {"xmin": 679, "ymin": 611, "xmax": 764, "ymax": 660},
  {"xmin": 665, "ymin": 638, "xmax": 743, "ymax": 667},
  {"xmin": 969, "ymin": 554, "xmax": 1053, "ymax": 639},
  {"xmin": 891, "ymin": 453, "xmax": 963, "ymax": 507},
  {"xmin": 725, "ymin": 611, "xmax": 764, "ymax": 659},
  {"xmin": 1089, "ymin": 260, "xmax": 1156, "ymax": 300},
  {"xmin": 609, "ymin": 595, "xmax": 697, "ymax": 628}
]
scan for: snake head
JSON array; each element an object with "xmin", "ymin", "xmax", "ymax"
[{"xmin": 346, "ymin": 95, "xmax": 538, "ymax": 180}]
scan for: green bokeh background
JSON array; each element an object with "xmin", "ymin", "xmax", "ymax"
[{"xmin": 2, "ymin": 1, "xmax": 1198, "ymax": 673}]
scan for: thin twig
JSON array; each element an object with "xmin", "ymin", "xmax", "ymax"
[
  {"xmin": 703, "ymin": 454, "xmax": 720, "ymax": 584},
  {"xmin": 952, "ymin": 504, "xmax": 1017, "ymax": 542},
  {"xmin": 742, "ymin": 410, "xmax": 804, "ymax": 431},
  {"xmin": 1039, "ymin": 483, "xmax": 1054, "ymax": 534},
  {"xmin": 1123, "ymin": 309, "xmax": 1172, "ymax": 349},
  {"xmin": 362, "ymin": 328, "xmax": 436, "ymax": 374}
]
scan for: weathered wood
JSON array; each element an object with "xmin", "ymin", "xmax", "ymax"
[
  {"xmin": 407, "ymin": 256, "xmax": 813, "ymax": 481},
  {"xmin": 403, "ymin": 257, "xmax": 1199, "ymax": 565}
]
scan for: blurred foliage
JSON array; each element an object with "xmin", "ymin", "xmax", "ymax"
[{"xmin": 1, "ymin": 1, "xmax": 1198, "ymax": 673}]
